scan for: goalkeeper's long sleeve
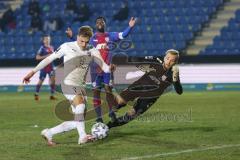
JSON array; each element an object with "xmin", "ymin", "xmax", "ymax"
[{"xmin": 173, "ymin": 80, "xmax": 183, "ymax": 95}]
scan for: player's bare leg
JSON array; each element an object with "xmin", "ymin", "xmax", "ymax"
[
  {"xmin": 114, "ymin": 93, "xmax": 127, "ymax": 106},
  {"xmin": 106, "ymin": 90, "xmax": 127, "ymax": 112}
]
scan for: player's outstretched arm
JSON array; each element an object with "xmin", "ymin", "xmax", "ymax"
[
  {"xmin": 23, "ymin": 70, "xmax": 35, "ymax": 84},
  {"xmin": 33, "ymin": 53, "xmax": 59, "ymax": 72},
  {"xmin": 23, "ymin": 49, "xmax": 63, "ymax": 84},
  {"xmin": 119, "ymin": 17, "xmax": 137, "ymax": 39}
]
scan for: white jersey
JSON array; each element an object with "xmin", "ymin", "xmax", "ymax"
[{"xmin": 32, "ymin": 41, "xmax": 110, "ymax": 86}]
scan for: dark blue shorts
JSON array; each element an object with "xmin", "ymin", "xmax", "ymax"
[
  {"xmin": 39, "ymin": 70, "xmax": 55, "ymax": 81},
  {"xmin": 92, "ymin": 72, "xmax": 112, "ymax": 88}
]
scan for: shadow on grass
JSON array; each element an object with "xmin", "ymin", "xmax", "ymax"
[{"xmin": 61, "ymin": 126, "xmax": 219, "ymax": 159}]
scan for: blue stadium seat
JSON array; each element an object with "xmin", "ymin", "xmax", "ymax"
[
  {"xmin": 0, "ymin": 0, "xmax": 226, "ymax": 59},
  {"xmin": 201, "ymin": 8, "xmax": 240, "ymax": 55}
]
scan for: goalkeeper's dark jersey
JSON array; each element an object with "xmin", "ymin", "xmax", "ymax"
[{"xmin": 120, "ymin": 61, "xmax": 183, "ymax": 102}]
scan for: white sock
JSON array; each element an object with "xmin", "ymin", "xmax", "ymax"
[
  {"xmin": 75, "ymin": 104, "xmax": 86, "ymax": 139},
  {"xmin": 48, "ymin": 121, "xmax": 77, "ymax": 136}
]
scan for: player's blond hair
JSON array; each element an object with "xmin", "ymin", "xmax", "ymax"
[
  {"xmin": 165, "ymin": 49, "xmax": 180, "ymax": 63},
  {"xmin": 78, "ymin": 26, "xmax": 93, "ymax": 38},
  {"xmin": 165, "ymin": 49, "xmax": 179, "ymax": 57}
]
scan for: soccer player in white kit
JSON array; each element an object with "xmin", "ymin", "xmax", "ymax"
[{"xmin": 23, "ymin": 26, "xmax": 111, "ymax": 146}]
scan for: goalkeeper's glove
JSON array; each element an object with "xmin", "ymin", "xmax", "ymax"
[{"xmin": 172, "ymin": 65, "xmax": 179, "ymax": 82}]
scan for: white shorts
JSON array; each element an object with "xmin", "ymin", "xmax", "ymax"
[{"xmin": 61, "ymin": 83, "xmax": 87, "ymax": 99}]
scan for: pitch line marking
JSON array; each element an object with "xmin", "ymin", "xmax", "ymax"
[{"xmin": 120, "ymin": 144, "xmax": 240, "ymax": 160}]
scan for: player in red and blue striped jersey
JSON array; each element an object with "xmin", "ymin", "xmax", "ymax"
[
  {"xmin": 90, "ymin": 16, "xmax": 137, "ymax": 123},
  {"xmin": 34, "ymin": 34, "xmax": 56, "ymax": 101},
  {"xmin": 66, "ymin": 16, "xmax": 137, "ymax": 122}
]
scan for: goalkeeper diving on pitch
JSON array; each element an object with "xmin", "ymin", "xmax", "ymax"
[{"xmin": 107, "ymin": 49, "xmax": 183, "ymax": 128}]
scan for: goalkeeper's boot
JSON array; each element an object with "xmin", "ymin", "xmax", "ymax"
[
  {"xmin": 41, "ymin": 129, "xmax": 56, "ymax": 146},
  {"xmin": 78, "ymin": 134, "xmax": 95, "ymax": 144}
]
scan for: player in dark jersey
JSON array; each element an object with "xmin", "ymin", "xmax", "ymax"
[
  {"xmin": 107, "ymin": 49, "xmax": 183, "ymax": 128},
  {"xmin": 34, "ymin": 34, "xmax": 56, "ymax": 101},
  {"xmin": 66, "ymin": 16, "xmax": 137, "ymax": 123}
]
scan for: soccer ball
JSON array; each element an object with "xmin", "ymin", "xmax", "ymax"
[{"xmin": 91, "ymin": 122, "xmax": 109, "ymax": 140}]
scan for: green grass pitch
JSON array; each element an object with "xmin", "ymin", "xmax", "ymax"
[{"xmin": 0, "ymin": 91, "xmax": 239, "ymax": 160}]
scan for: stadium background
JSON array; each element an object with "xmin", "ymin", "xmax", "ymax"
[{"xmin": 0, "ymin": 0, "xmax": 240, "ymax": 92}]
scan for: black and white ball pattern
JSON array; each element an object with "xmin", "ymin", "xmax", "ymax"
[{"xmin": 91, "ymin": 122, "xmax": 109, "ymax": 140}]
